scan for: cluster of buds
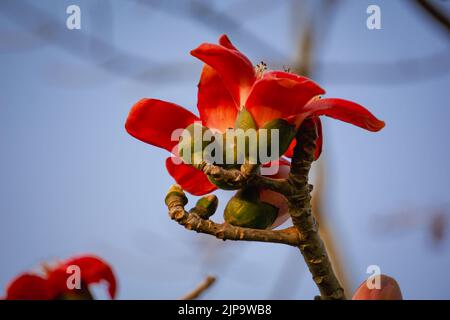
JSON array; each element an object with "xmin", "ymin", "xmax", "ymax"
[{"xmin": 176, "ymin": 108, "xmax": 296, "ymax": 229}]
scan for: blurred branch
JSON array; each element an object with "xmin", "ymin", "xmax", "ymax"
[
  {"xmin": 0, "ymin": 0, "xmax": 159, "ymax": 83},
  {"xmin": 136, "ymin": 0, "xmax": 288, "ymax": 63},
  {"xmin": 312, "ymin": 160, "xmax": 353, "ymax": 297},
  {"xmin": 414, "ymin": 0, "xmax": 450, "ymax": 35},
  {"xmin": 370, "ymin": 205, "xmax": 449, "ymax": 248},
  {"xmin": 181, "ymin": 275, "xmax": 216, "ymax": 300},
  {"xmin": 3, "ymin": 0, "xmax": 448, "ymax": 86}
]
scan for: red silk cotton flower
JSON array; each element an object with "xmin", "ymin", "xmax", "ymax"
[
  {"xmin": 125, "ymin": 34, "xmax": 384, "ymax": 196},
  {"xmin": 3, "ymin": 255, "xmax": 116, "ymax": 300}
]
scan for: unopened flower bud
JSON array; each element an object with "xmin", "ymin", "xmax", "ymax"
[
  {"xmin": 193, "ymin": 194, "xmax": 218, "ymax": 219},
  {"xmin": 224, "ymin": 187, "xmax": 278, "ymax": 229},
  {"xmin": 165, "ymin": 184, "xmax": 187, "ymax": 207},
  {"xmin": 178, "ymin": 123, "xmax": 211, "ymax": 166}
]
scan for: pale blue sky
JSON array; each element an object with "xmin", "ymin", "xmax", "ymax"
[{"xmin": 1, "ymin": 0, "xmax": 449, "ymax": 299}]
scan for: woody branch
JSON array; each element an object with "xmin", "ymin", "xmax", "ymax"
[{"xmin": 164, "ymin": 118, "xmax": 345, "ymax": 300}]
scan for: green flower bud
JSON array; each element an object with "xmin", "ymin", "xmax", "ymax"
[
  {"xmin": 193, "ymin": 194, "xmax": 218, "ymax": 219},
  {"xmin": 224, "ymin": 187, "xmax": 278, "ymax": 229},
  {"xmin": 164, "ymin": 184, "xmax": 187, "ymax": 207},
  {"xmin": 178, "ymin": 123, "xmax": 211, "ymax": 165},
  {"xmin": 258, "ymin": 118, "xmax": 296, "ymax": 162}
]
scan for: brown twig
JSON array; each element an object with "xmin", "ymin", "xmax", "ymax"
[
  {"xmin": 165, "ymin": 192, "xmax": 302, "ymax": 246},
  {"xmin": 181, "ymin": 276, "xmax": 217, "ymax": 300}
]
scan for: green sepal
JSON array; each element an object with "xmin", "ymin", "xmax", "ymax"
[
  {"xmin": 178, "ymin": 123, "xmax": 211, "ymax": 165},
  {"xmin": 259, "ymin": 118, "xmax": 296, "ymax": 162},
  {"xmin": 235, "ymin": 107, "xmax": 257, "ymax": 131}
]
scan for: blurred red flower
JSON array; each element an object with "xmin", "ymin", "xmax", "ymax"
[
  {"xmin": 4, "ymin": 255, "xmax": 116, "ymax": 300},
  {"xmin": 125, "ymin": 34, "xmax": 384, "ymax": 196},
  {"xmin": 352, "ymin": 274, "xmax": 403, "ymax": 300}
]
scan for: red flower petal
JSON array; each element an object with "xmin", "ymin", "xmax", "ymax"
[
  {"xmin": 191, "ymin": 37, "xmax": 256, "ymax": 107},
  {"xmin": 245, "ymin": 74, "xmax": 325, "ymax": 128},
  {"xmin": 263, "ymin": 70, "xmax": 324, "ymax": 87},
  {"xmin": 165, "ymin": 157, "xmax": 217, "ymax": 196},
  {"xmin": 284, "ymin": 139, "xmax": 295, "ymax": 158},
  {"xmin": 49, "ymin": 255, "xmax": 117, "ymax": 299},
  {"xmin": 352, "ymin": 275, "xmax": 403, "ymax": 300},
  {"xmin": 303, "ymin": 98, "xmax": 385, "ymax": 132},
  {"xmin": 218, "ymin": 34, "xmax": 238, "ymax": 50},
  {"xmin": 5, "ymin": 274, "xmax": 53, "ymax": 300},
  {"xmin": 126, "ymin": 98, "xmax": 200, "ymax": 152},
  {"xmin": 197, "ymin": 64, "xmax": 238, "ymax": 133}
]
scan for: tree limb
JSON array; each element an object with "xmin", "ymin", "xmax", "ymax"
[
  {"xmin": 286, "ymin": 119, "xmax": 346, "ymax": 300},
  {"xmin": 164, "ymin": 119, "xmax": 346, "ymax": 300}
]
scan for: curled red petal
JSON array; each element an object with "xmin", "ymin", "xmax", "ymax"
[
  {"xmin": 245, "ymin": 75, "xmax": 325, "ymax": 128},
  {"xmin": 165, "ymin": 157, "xmax": 217, "ymax": 196},
  {"xmin": 126, "ymin": 98, "xmax": 200, "ymax": 152},
  {"xmin": 352, "ymin": 275, "xmax": 403, "ymax": 300},
  {"xmin": 50, "ymin": 255, "xmax": 117, "ymax": 299},
  {"xmin": 263, "ymin": 71, "xmax": 325, "ymax": 90},
  {"xmin": 191, "ymin": 38, "xmax": 256, "ymax": 107},
  {"xmin": 303, "ymin": 98, "xmax": 385, "ymax": 132},
  {"xmin": 218, "ymin": 34, "xmax": 238, "ymax": 50},
  {"xmin": 197, "ymin": 64, "xmax": 238, "ymax": 133},
  {"xmin": 5, "ymin": 274, "xmax": 53, "ymax": 300}
]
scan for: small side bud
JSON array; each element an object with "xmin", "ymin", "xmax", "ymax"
[
  {"xmin": 193, "ymin": 194, "xmax": 218, "ymax": 219},
  {"xmin": 165, "ymin": 184, "xmax": 187, "ymax": 207}
]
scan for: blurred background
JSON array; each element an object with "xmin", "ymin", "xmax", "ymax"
[{"xmin": 1, "ymin": 0, "xmax": 449, "ymax": 299}]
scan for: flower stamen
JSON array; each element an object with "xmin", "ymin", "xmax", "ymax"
[{"xmin": 255, "ymin": 61, "xmax": 267, "ymax": 78}]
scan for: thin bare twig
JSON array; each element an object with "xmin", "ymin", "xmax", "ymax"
[
  {"xmin": 181, "ymin": 276, "xmax": 216, "ymax": 300},
  {"xmin": 165, "ymin": 193, "xmax": 302, "ymax": 247}
]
